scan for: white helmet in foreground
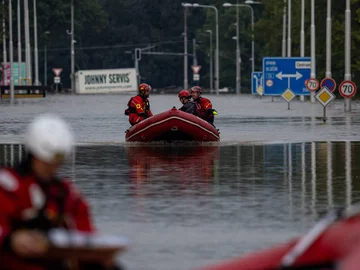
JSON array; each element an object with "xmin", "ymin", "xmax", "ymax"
[{"xmin": 25, "ymin": 114, "xmax": 74, "ymax": 163}]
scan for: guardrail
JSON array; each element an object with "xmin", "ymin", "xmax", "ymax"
[{"xmin": 0, "ymin": 85, "xmax": 50, "ymax": 98}]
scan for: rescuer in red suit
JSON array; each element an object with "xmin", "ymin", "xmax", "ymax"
[
  {"xmin": 0, "ymin": 114, "xmax": 122, "ymax": 270},
  {"xmin": 125, "ymin": 83, "xmax": 153, "ymax": 126},
  {"xmin": 190, "ymin": 86, "xmax": 217, "ymax": 125},
  {"xmin": 178, "ymin": 89, "xmax": 197, "ymax": 115}
]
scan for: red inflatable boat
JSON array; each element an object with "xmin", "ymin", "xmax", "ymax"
[
  {"xmin": 198, "ymin": 204, "xmax": 360, "ymax": 270},
  {"xmin": 125, "ymin": 107, "xmax": 220, "ymax": 142}
]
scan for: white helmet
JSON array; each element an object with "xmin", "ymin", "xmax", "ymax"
[{"xmin": 25, "ymin": 114, "xmax": 74, "ymax": 163}]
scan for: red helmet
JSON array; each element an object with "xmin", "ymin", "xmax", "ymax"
[
  {"xmin": 178, "ymin": 89, "xmax": 191, "ymax": 99},
  {"xmin": 139, "ymin": 83, "xmax": 151, "ymax": 92},
  {"xmin": 190, "ymin": 86, "xmax": 202, "ymax": 94}
]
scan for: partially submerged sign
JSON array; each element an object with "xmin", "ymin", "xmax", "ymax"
[{"xmin": 75, "ymin": 68, "xmax": 138, "ymax": 94}]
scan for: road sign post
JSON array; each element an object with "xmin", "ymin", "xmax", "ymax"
[
  {"xmin": 263, "ymin": 57, "xmax": 311, "ymax": 96},
  {"xmin": 52, "ymin": 68, "xmax": 63, "ymax": 93},
  {"xmin": 191, "ymin": 65, "xmax": 201, "ymax": 84},
  {"xmin": 252, "ymin": 72, "xmax": 263, "ymax": 96},
  {"xmin": 282, "ymin": 88, "xmax": 296, "ymax": 110},
  {"xmin": 315, "ymin": 86, "xmax": 336, "ymax": 123}
]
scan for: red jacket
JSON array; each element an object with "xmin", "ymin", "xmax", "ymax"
[
  {"xmin": 194, "ymin": 97, "xmax": 214, "ymax": 123},
  {"xmin": 0, "ymin": 162, "xmax": 94, "ymax": 270},
  {"xmin": 126, "ymin": 95, "xmax": 153, "ymax": 126}
]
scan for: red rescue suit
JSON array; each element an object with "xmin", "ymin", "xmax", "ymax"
[
  {"xmin": 125, "ymin": 95, "xmax": 153, "ymax": 126},
  {"xmin": 194, "ymin": 97, "xmax": 214, "ymax": 124},
  {"xmin": 0, "ymin": 161, "xmax": 94, "ymax": 270}
]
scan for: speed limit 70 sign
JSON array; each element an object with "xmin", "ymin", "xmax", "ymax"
[
  {"xmin": 306, "ymin": 78, "xmax": 319, "ymax": 92},
  {"xmin": 339, "ymin": 80, "xmax": 357, "ymax": 98}
]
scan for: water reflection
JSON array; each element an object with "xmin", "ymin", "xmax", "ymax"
[
  {"xmin": 125, "ymin": 146, "xmax": 221, "ymax": 196},
  {"xmin": 301, "ymin": 142, "xmax": 306, "ymax": 217},
  {"xmin": 346, "ymin": 141, "xmax": 352, "ymax": 207},
  {"xmin": 0, "ymin": 142, "xmax": 358, "ymax": 228},
  {"xmin": 0, "ymin": 144, "xmax": 76, "ymax": 179},
  {"xmin": 311, "ymin": 141, "xmax": 317, "ymax": 218},
  {"xmin": 327, "ymin": 142, "xmax": 333, "ymax": 209}
]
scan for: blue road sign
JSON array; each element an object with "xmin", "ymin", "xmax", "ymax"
[
  {"xmin": 320, "ymin": 78, "xmax": 336, "ymax": 92},
  {"xmin": 262, "ymin": 57, "xmax": 312, "ymax": 96},
  {"xmin": 252, "ymin": 72, "xmax": 263, "ymax": 94}
]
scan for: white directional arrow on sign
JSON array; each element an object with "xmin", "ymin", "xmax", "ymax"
[{"xmin": 276, "ymin": 71, "xmax": 303, "ymax": 80}]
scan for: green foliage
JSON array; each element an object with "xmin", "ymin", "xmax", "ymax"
[{"xmin": 0, "ymin": 0, "xmax": 358, "ymax": 90}]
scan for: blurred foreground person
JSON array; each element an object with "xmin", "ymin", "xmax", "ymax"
[{"xmin": 0, "ymin": 114, "xmax": 123, "ymax": 270}]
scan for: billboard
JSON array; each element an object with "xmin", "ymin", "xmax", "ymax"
[
  {"xmin": 75, "ymin": 68, "xmax": 137, "ymax": 94},
  {"xmin": 1, "ymin": 62, "xmax": 27, "ymax": 86}
]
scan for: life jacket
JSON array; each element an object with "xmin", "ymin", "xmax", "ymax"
[{"xmin": 124, "ymin": 95, "xmax": 151, "ymax": 116}]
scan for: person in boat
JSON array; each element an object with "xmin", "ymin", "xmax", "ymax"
[
  {"xmin": 125, "ymin": 83, "xmax": 153, "ymax": 126},
  {"xmin": 178, "ymin": 89, "xmax": 197, "ymax": 115},
  {"xmin": 190, "ymin": 86, "xmax": 217, "ymax": 125},
  {"xmin": 0, "ymin": 114, "xmax": 122, "ymax": 270}
]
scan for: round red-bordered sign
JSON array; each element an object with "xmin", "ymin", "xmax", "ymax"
[
  {"xmin": 306, "ymin": 78, "xmax": 319, "ymax": 92},
  {"xmin": 320, "ymin": 78, "xmax": 337, "ymax": 92},
  {"xmin": 266, "ymin": 79, "xmax": 273, "ymax": 87},
  {"xmin": 339, "ymin": 80, "xmax": 357, "ymax": 98}
]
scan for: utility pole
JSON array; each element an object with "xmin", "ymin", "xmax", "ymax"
[
  {"xmin": 206, "ymin": 30, "xmax": 213, "ymax": 92},
  {"xmin": 71, "ymin": 0, "xmax": 75, "ymax": 93},
  {"xmin": 17, "ymin": 0, "xmax": 22, "ymax": 85},
  {"xmin": 344, "ymin": 0, "xmax": 352, "ymax": 111},
  {"xmin": 236, "ymin": 4, "xmax": 240, "ymax": 95},
  {"xmin": 183, "ymin": 5, "xmax": 188, "ymax": 90},
  {"xmin": 282, "ymin": 0, "xmax": 287, "ymax": 57},
  {"xmin": 9, "ymin": 0, "xmax": 14, "ymax": 101},
  {"xmin": 24, "ymin": 0, "xmax": 31, "ymax": 84},
  {"xmin": 287, "ymin": 0, "xmax": 291, "ymax": 57},
  {"xmin": 310, "ymin": 0, "xmax": 316, "ymax": 103},
  {"xmin": 33, "ymin": 0, "xmax": 39, "ymax": 85},
  {"xmin": 300, "ymin": 0, "xmax": 305, "ymax": 101}
]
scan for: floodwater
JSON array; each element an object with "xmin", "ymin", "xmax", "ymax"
[{"xmin": 0, "ymin": 94, "xmax": 360, "ymax": 270}]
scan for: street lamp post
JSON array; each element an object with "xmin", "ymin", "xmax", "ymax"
[
  {"xmin": 300, "ymin": 0, "xmax": 305, "ymax": 101},
  {"xmin": 34, "ymin": 0, "xmax": 39, "ymax": 85},
  {"xmin": 232, "ymin": 34, "xmax": 241, "ymax": 95},
  {"xmin": 223, "ymin": 3, "xmax": 255, "ymax": 74},
  {"xmin": 2, "ymin": 0, "xmax": 6, "ymax": 71},
  {"xmin": 282, "ymin": 0, "xmax": 287, "ymax": 57},
  {"xmin": 206, "ymin": 30, "xmax": 213, "ymax": 92},
  {"xmin": 310, "ymin": 0, "xmax": 316, "ymax": 103},
  {"xmin": 236, "ymin": 4, "xmax": 240, "ymax": 95},
  {"xmin": 17, "ymin": 0, "xmax": 22, "ymax": 85},
  {"xmin": 24, "ymin": 0, "xmax": 31, "ymax": 85},
  {"xmin": 71, "ymin": 0, "xmax": 75, "ymax": 93},
  {"xmin": 8, "ymin": 0, "xmax": 14, "ymax": 101},
  {"xmin": 344, "ymin": 0, "xmax": 351, "ymax": 112},
  {"xmin": 184, "ymin": 3, "xmax": 219, "ymax": 95},
  {"xmin": 325, "ymin": 0, "xmax": 331, "ymax": 79},
  {"xmin": 287, "ymin": 0, "xmax": 291, "ymax": 57},
  {"xmin": 182, "ymin": 3, "xmax": 189, "ymax": 90},
  {"xmin": 44, "ymin": 31, "xmax": 50, "ymax": 86}
]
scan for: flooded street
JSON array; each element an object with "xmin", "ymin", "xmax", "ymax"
[{"xmin": 0, "ymin": 94, "xmax": 360, "ymax": 270}]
